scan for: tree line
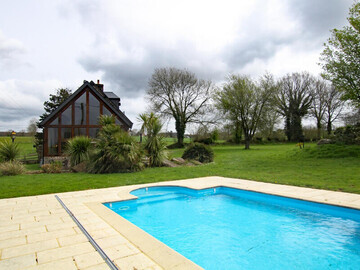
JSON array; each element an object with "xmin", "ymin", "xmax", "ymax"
[{"xmin": 145, "ymin": 1, "xmax": 360, "ymax": 149}]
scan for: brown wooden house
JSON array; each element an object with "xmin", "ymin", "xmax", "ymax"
[{"xmin": 39, "ymin": 80, "xmax": 133, "ymax": 158}]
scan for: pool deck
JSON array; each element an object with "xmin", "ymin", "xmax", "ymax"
[{"xmin": 1, "ymin": 176, "xmax": 360, "ymax": 270}]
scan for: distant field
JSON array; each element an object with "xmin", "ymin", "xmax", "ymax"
[{"xmin": 0, "ymin": 143, "xmax": 359, "ymax": 199}]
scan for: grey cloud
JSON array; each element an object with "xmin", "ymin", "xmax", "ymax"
[{"xmin": 79, "ymin": 43, "xmax": 224, "ymax": 98}]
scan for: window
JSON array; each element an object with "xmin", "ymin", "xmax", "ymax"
[
  {"xmin": 49, "ymin": 117, "xmax": 59, "ymax": 125},
  {"xmin": 61, "ymin": 106, "xmax": 72, "ymax": 125},
  {"xmin": 74, "ymin": 128, "xmax": 86, "ymax": 137},
  {"xmin": 48, "ymin": 128, "xmax": 58, "ymax": 155},
  {"xmin": 89, "ymin": 93, "xmax": 100, "ymax": 125},
  {"xmin": 115, "ymin": 117, "xmax": 123, "ymax": 127},
  {"xmin": 60, "ymin": 128, "xmax": 72, "ymax": 153},
  {"xmin": 89, "ymin": 128, "xmax": 99, "ymax": 138},
  {"xmin": 74, "ymin": 93, "xmax": 87, "ymax": 125},
  {"xmin": 103, "ymin": 106, "xmax": 112, "ymax": 116}
]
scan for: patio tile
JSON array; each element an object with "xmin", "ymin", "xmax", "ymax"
[
  {"xmin": 27, "ymin": 228, "xmax": 76, "ymax": 243},
  {"xmin": 0, "ymin": 235, "xmax": 26, "ymax": 249},
  {"xmin": 114, "ymin": 253, "xmax": 157, "ymax": 270},
  {"xmin": 36, "ymin": 242, "xmax": 94, "ymax": 264},
  {"xmin": 58, "ymin": 233, "xmax": 88, "ymax": 247},
  {"xmin": 74, "ymin": 251, "xmax": 105, "ymax": 269},
  {"xmin": 26, "ymin": 257, "xmax": 77, "ymax": 270},
  {"xmin": 0, "ymin": 253, "xmax": 36, "ymax": 270},
  {"xmin": 1, "ymin": 239, "xmax": 58, "ymax": 259}
]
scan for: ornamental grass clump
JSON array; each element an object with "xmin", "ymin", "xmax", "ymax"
[
  {"xmin": 0, "ymin": 140, "xmax": 20, "ymax": 162},
  {"xmin": 88, "ymin": 115, "xmax": 144, "ymax": 173},
  {"xmin": 41, "ymin": 161, "xmax": 62, "ymax": 173},
  {"xmin": 0, "ymin": 161, "xmax": 25, "ymax": 176},
  {"xmin": 65, "ymin": 136, "xmax": 93, "ymax": 166},
  {"xmin": 182, "ymin": 143, "xmax": 214, "ymax": 163}
]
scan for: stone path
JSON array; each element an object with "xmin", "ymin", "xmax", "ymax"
[{"xmin": 0, "ymin": 176, "xmax": 360, "ymax": 270}]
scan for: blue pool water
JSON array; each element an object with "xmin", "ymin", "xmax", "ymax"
[{"xmin": 104, "ymin": 186, "xmax": 360, "ymax": 270}]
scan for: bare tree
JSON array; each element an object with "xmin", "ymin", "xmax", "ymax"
[
  {"xmin": 276, "ymin": 72, "xmax": 313, "ymax": 142},
  {"xmin": 215, "ymin": 73, "xmax": 277, "ymax": 149},
  {"xmin": 310, "ymin": 78, "xmax": 327, "ymax": 139},
  {"xmin": 324, "ymin": 85, "xmax": 346, "ymax": 134},
  {"xmin": 27, "ymin": 118, "xmax": 38, "ymax": 136},
  {"xmin": 147, "ymin": 67, "xmax": 213, "ymax": 146}
]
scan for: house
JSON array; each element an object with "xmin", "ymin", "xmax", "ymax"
[{"xmin": 39, "ymin": 80, "xmax": 133, "ymax": 159}]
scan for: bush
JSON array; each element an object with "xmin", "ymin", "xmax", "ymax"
[
  {"xmin": 194, "ymin": 137, "xmax": 213, "ymax": 145},
  {"xmin": 0, "ymin": 140, "xmax": 20, "ymax": 162},
  {"xmin": 65, "ymin": 136, "xmax": 92, "ymax": 166},
  {"xmin": 41, "ymin": 161, "xmax": 62, "ymax": 173},
  {"xmin": 0, "ymin": 161, "xmax": 25, "ymax": 176},
  {"xmin": 182, "ymin": 143, "xmax": 214, "ymax": 163},
  {"xmin": 334, "ymin": 124, "xmax": 360, "ymax": 145},
  {"xmin": 88, "ymin": 119, "xmax": 144, "ymax": 174}
]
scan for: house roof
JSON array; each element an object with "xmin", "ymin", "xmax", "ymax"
[
  {"xmin": 104, "ymin": 91, "xmax": 120, "ymax": 100},
  {"xmin": 39, "ymin": 80, "xmax": 133, "ymax": 128}
]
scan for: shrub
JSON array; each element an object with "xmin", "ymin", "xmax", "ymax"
[
  {"xmin": 334, "ymin": 124, "xmax": 360, "ymax": 145},
  {"xmin": 182, "ymin": 143, "xmax": 214, "ymax": 163},
  {"xmin": 0, "ymin": 161, "xmax": 25, "ymax": 176},
  {"xmin": 88, "ymin": 122, "xmax": 144, "ymax": 173},
  {"xmin": 65, "ymin": 136, "xmax": 92, "ymax": 166},
  {"xmin": 0, "ymin": 140, "xmax": 20, "ymax": 162},
  {"xmin": 194, "ymin": 137, "xmax": 213, "ymax": 145},
  {"xmin": 41, "ymin": 161, "xmax": 62, "ymax": 173}
]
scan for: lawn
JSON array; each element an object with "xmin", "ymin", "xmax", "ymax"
[{"xmin": 0, "ymin": 143, "xmax": 359, "ymax": 199}]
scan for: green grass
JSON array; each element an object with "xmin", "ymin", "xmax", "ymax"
[{"xmin": 0, "ymin": 143, "xmax": 359, "ymax": 199}]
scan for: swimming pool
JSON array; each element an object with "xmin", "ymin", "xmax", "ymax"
[{"xmin": 104, "ymin": 186, "xmax": 360, "ymax": 269}]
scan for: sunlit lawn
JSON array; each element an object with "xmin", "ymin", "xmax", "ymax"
[{"xmin": 0, "ymin": 143, "xmax": 359, "ymax": 199}]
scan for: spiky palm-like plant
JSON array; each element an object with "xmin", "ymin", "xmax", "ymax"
[
  {"xmin": 88, "ymin": 120, "xmax": 144, "ymax": 173},
  {"xmin": 0, "ymin": 140, "xmax": 20, "ymax": 162},
  {"xmin": 139, "ymin": 113, "xmax": 167, "ymax": 167},
  {"xmin": 65, "ymin": 136, "xmax": 93, "ymax": 166}
]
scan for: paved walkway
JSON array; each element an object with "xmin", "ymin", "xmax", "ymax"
[{"xmin": 0, "ymin": 176, "xmax": 360, "ymax": 270}]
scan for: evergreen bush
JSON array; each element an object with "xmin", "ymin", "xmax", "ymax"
[{"xmin": 182, "ymin": 143, "xmax": 214, "ymax": 163}]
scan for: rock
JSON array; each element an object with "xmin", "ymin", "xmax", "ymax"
[
  {"xmin": 71, "ymin": 162, "xmax": 87, "ymax": 173},
  {"xmin": 190, "ymin": 160, "xmax": 203, "ymax": 165},
  {"xmin": 317, "ymin": 139, "xmax": 332, "ymax": 145},
  {"xmin": 162, "ymin": 160, "xmax": 180, "ymax": 167},
  {"xmin": 171, "ymin": 157, "xmax": 186, "ymax": 164}
]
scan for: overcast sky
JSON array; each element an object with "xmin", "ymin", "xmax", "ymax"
[{"xmin": 0, "ymin": 0, "xmax": 353, "ymax": 132}]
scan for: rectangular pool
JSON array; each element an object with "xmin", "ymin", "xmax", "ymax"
[{"xmin": 104, "ymin": 186, "xmax": 360, "ymax": 269}]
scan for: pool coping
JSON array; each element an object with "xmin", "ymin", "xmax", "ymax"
[{"xmin": 85, "ymin": 176, "xmax": 360, "ymax": 270}]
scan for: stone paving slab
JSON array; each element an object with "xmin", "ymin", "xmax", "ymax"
[{"xmin": 0, "ymin": 176, "xmax": 360, "ymax": 269}]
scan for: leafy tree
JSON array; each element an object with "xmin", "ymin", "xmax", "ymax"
[
  {"xmin": 38, "ymin": 88, "xmax": 72, "ymax": 126},
  {"xmin": 215, "ymin": 74, "xmax": 276, "ymax": 149},
  {"xmin": 147, "ymin": 67, "xmax": 213, "ymax": 147},
  {"xmin": 320, "ymin": 2, "xmax": 360, "ymax": 106},
  {"xmin": 276, "ymin": 72, "xmax": 313, "ymax": 142}
]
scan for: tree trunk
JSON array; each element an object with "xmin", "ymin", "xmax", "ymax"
[
  {"xmin": 285, "ymin": 115, "xmax": 291, "ymax": 141},
  {"xmin": 244, "ymin": 137, "xmax": 251, "ymax": 149},
  {"xmin": 175, "ymin": 120, "xmax": 186, "ymax": 147},
  {"xmin": 327, "ymin": 119, "xmax": 332, "ymax": 135},
  {"xmin": 316, "ymin": 120, "xmax": 322, "ymax": 140},
  {"xmin": 234, "ymin": 120, "xmax": 241, "ymax": 144},
  {"xmin": 292, "ymin": 114, "xmax": 303, "ymax": 142}
]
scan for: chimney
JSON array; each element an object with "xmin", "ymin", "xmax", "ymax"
[{"xmin": 95, "ymin": 79, "xmax": 104, "ymax": 93}]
